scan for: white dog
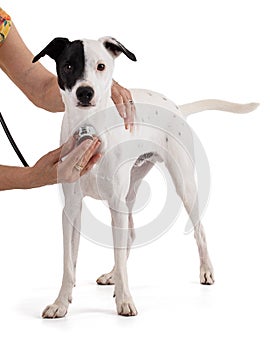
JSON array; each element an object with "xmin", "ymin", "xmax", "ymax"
[{"xmin": 33, "ymin": 37, "xmax": 258, "ymax": 317}]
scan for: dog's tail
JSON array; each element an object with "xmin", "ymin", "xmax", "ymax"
[{"xmin": 179, "ymin": 99, "xmax": 259, "ymax": 118}]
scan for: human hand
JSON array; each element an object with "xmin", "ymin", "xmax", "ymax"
[
  {"xmin": 111, "ymin": 80, "xmax": 135, "ymax": 131},
  {"xmin": 31, "ymin": 136, "xmax": 101, "ymax": 187}
]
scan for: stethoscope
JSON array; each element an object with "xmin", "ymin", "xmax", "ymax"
[
  {"xmin": 0, "ymin": 112, "xmax": 29, "ymax": 167},
  {"xmin": 0, "ymin": 112, "xmax": 96, "ymax": 168}
]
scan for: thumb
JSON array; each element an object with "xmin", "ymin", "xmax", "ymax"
[
  {"xmin": 49, "ymin": 137, "xmax": 76, "ymax": 164},
  {"xmin": 60, "ymin": 136, "xmax": 76, "ymax": 158},
  {"xmin": 47, "ymin": 146, "xmax": 64, "ymax": 164}
]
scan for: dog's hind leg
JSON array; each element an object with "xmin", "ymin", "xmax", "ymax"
[
  {"xmin": 165, "ymin": 152, "xmax": 214, "ymax": 285},
  {"xmin": 96, "ymin": 161, "xmax": 154, "ymax": 286},
  {"xmin": 42, "ymin": 188, "xmax": 82, "ymax": 318},
  {"xmin": 96, "ymin": 266, "xmax": 116, "ymax": 286},
  {"xmin": 95, "ymin": 207, "xmax": 134, "ymax": 286},
  {"xmin": 126, "ymin": 161, "xmax": 155, "ymax": 255}
]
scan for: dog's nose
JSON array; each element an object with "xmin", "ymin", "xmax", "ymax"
[{"xmin": 76, "ymin": 86, "xmax": 95, "ymax": 105}]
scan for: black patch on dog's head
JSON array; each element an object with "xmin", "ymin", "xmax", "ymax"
[
  {"xmin": 33, "ymin": 38, "xmax": 85, "ymax": 91},
  {"xmin": 56, "ymin": 40, "xmax": 85, "ymax": 90}
]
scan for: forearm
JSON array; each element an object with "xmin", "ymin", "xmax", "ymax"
[
  {"xmin": 0, "ymin": 165, "xmax": 38, "ymax": 191},
  {"xmin": 0, "ymin": 24, "xmax": 64, "ymax": 112},
  {"xmin": 37, "ymin": 75, "xmax": 64, "ymax": 112}
]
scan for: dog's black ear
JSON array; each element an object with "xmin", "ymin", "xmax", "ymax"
[
  {"xmin": 99, "ymin": 37, "xmax": 137, "ymax": 61},
  {"xmin": 32, "ymin": 37, "xmax": 70, "ymax": 63}
]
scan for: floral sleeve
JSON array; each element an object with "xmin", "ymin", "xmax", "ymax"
[{"xmin": 0, "ymin": 8, "xmax": 12, "ymax": 44}]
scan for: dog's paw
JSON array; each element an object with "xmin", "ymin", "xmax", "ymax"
[
  {"xmin": 116, "ymin": 300, "xmax": 138, "ymax": 317},
  {"xmin": 42, "ymin": 302, "xmax": 68, "ymax": 319},
  {"xmin": 200, "ymin": 264, "xmax": 215, "ymax": 285},
  {"xmin": 96, "ymin": 272, "xmax": 115, "ymax": 285}
]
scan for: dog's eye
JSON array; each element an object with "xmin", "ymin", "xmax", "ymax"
[
  {"xmin": 97, "ymin": 63, "xmax": 106, "ymax": 71},
  {"xmin": 63, "ymin": 64, "xmax": 73, "ymax": 73}
]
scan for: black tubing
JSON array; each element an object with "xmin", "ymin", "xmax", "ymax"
[{"xmin": 0, "ymin": 112, "xmax": 29, "ymax": 167}]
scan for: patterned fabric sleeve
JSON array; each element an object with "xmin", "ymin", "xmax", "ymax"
[{"xmin": 0, "ymin": 8, "xmax": 12, "ymax": 44}]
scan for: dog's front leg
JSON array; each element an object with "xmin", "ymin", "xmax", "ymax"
[
  {"xmin": 42, "ymin": 194, "xmax": 82, "ymax": 318},
  {"xmin": 109, "ymin": 204, "xmax": 138, "ymax": 317}
]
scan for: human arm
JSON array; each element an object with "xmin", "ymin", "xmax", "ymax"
[
  {"xmin": 0, "ymin": 24, "xmax": 63, "ymax": 112},
  {"xmin": 0, "ymin": 137, "xmax": 101, "ymax": 191}
]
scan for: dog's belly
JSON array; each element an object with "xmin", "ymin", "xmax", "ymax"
[
  {"xmin": 79, "ymin": 165, "xmax": 114, "ymax": 200},
  {"xmin": 79, "ymin": 147, "xmax": 160, "ymax": 201}
]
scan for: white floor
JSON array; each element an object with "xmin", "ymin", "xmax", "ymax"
[{"xmin": 1, "ymin": 182, "xmax": 269, "ymax": 350}]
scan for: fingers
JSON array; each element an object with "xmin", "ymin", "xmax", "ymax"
[
  {"xmin": 45, "ymin": 136, "xmax": 76, "ymax": 165},
  {"xmin": 66, "ymin": 137, "xmax": 100, "ymax": 170},
  {"xmin": 111, "ymin": 80, "xmax": 135, "ymax": 131},
  {"xmin": 77, "ymin": 137, "xmax": 101, "ymax": 169},
  {"xmin": 60, "ymin": 136, "xmax": 76, "ymax": 158},
  {"xmin": 122, "ymin": 94, "xmax": 135, "ymax": 132},
  {"xmin": 122, "ymin": 87, "xmax": 135, "ymax": 130},
  {"xmin": 112, "ymin": 87, "xmax": 127, "ymax": 119},
  {"xmin": 33, "ymin": 137, "xmax": 101, "ymax": 186},
  {"xmin": 80, "ymin": 153, "xmax": 102, "ymax": 176},
  {"xmin": 57, "ymin": 137, "xmax": 101, "ymax": 183}
]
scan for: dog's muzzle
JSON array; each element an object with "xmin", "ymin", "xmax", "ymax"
[{"xmin": 76, "ymin": 86, "xmax": 95, "ymax": 107}]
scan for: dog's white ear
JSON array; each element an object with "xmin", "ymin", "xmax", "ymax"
[
  {"xmin": 32, "ymin": 37, "xmax": 70, "ymax": 63},
  {"xmin": 99, "ymin": 37, "xmax": 137, "ymax": 61}
]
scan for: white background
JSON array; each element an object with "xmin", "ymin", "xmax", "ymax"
[{"xmin": 1, "ymin": 0, "xmax": 270, "ymax": 349}]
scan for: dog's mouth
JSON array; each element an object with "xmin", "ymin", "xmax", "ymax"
[{"xmin": 77, "ymin": 102, "xmax": 96, "ymax": 108}]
